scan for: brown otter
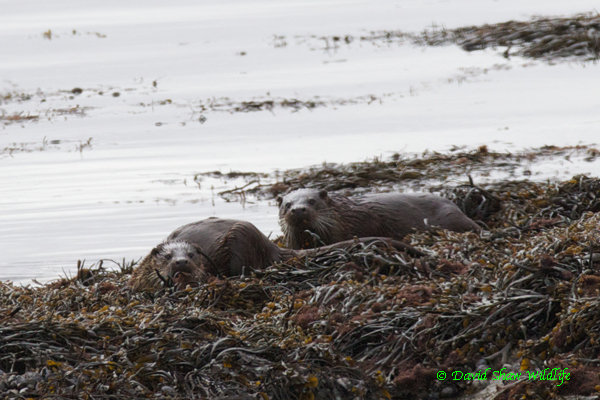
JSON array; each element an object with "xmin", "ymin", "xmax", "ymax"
[
  {"xmin": 128, "ymin": 241, "xmax": 208, "ymax": 292},
  {"xmin": 277, "ymin": 189, "xmax": 480, "ymax": 249},
  {"xmin": 128, "ymin": 217, "xmax": 423, "ymax": 291}
]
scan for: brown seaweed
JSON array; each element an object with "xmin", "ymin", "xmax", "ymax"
[{"xmin": 3, "ymin": 148, "xmax": 600, "ymax": 398}]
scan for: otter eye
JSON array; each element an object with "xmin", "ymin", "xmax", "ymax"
[
  {"xmin": 187, "ymin": 252, "xmax": 195, "ymax": 258},
  {"xmin": 285, "ymin": 202, "xmax": 291, "ymax": 209},
  {"xmin": 164, "ymin": 254, "xmax": 172, "ymax": 261},
  {"xmin": 308, "ymin": 199, "xmax": 316, "ymax": 205}
]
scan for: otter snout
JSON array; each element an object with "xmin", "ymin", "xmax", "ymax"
[
  {"xmin": 169, "ymin": 258, "xmax": 193, "ymax": 277},
  {"xmin": 291, "ymin": 206, "xmax": 307, "ymax": 216},
  {"xmin": 174, "ymin": 258, "xmax": 189, "ymax": 268},
  {"xmin": 168, "ymin": 257, "xmax": 198, "ymax": 290},
  {"xmin": 288, "ymin": 206, "xmax": 313, "ymax": 224}
]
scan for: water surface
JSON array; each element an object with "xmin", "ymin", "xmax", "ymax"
[{"xmin": 1, "ymin": 0, "xmax": 599, "ymax": 283}]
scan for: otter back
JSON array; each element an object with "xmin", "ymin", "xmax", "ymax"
[
  {"xmin": 166, "ymin": 217, "xmax": 282, "ymax": 277},
  {"xmin": 360, "ymin": 192, "xmax": 480, "ymax": 235}
]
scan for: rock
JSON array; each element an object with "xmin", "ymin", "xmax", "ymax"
[{"xmin": 440, "ymin": 385, "xmax": 457, "ymax": 398}]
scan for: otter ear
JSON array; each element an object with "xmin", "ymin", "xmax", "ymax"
[
  {"xmin": 276, "ymin": 195, "xmax": 283, "ymax": 206},
  {"xmin": 150, "ymin": 246, "xmax": 161, "ymax": 257},
  {"xmin": 318, "ymin": 190, "xmax": 328, "ymax": 199}
]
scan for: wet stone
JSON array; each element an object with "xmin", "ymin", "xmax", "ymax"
[
  {"xmin": 161, "ymin": 386, "xmax": 176, "ymax": 395},
  {"xmin": 440, "ymin": 386, "xmax": 457, "ymax": 398}
]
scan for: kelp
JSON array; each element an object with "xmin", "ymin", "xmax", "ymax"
[{"xmin": 2, "ymin": 147, "xmax": 600, "ymax": 399}]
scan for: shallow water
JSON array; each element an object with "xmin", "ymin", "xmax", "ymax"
[{"xmin": 1, "ymin": 0, "xmax": 600, "ymax": 283}]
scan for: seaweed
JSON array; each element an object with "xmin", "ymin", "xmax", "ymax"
[{"xmin": 3, "ymin": 146, "xmax": 600, "ymax": 398}]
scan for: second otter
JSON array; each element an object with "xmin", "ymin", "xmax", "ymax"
[
  {"xmin": 278, "ymin": 189, "xmax": 480, "ymax": 249},
  {"xmin": 129, "ymin": 217, "xmax": 423, "ymax": 292}
]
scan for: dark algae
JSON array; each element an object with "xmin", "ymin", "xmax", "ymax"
[
  {"xmin": 2, "ymin": 145, "xmax": 600, "ymax": 398},
  {"xmin": 283, "ymin": 12, "xmax": 600, "ymax": 63}
]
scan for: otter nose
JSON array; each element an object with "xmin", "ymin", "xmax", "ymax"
[
  {"xmin": 291, "ymin": 207, "xmax": 307, "ymax": 215},
  {"xmin": 170, "ymin": 258, "xmax": 192, "ymax": 279}
]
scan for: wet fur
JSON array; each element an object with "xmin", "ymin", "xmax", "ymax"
[
  {"xmin": 280, "ymin": 192, "xmax": 384, "ymax": 249},
  {"xmin": 278, "ymin": 189, "xmax": 480, "ymax": 249},
  {"xmin": 128, "ymin": 241, "xmax": 207, "ymax": 292},
  {"xmin": 130, "ymin": 217, "xmax": 426, "ymax": 292},
  {"xmin": 166, "ymin": 218, "xmax": 282, "ymax": 277}
]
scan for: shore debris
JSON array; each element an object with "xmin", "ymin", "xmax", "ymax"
[
  {"xmin": 286, "ymin": 12, "xmax": 600, "ymax": 62},
  {"xmin": 412, "ymin": 12, "xmax": 600, "ymax": 61}
]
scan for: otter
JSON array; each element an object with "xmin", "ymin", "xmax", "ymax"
[
  {"xmin": 128, "ymin": 241, "xmax": 208, "ymax": 292},
  {"xmin": 277, "ymin": 189, "xmax": 480, "ymax": 249},
  {"xmin": 128, "ymin": 217, "xmax": 423, "ymax": 292}
]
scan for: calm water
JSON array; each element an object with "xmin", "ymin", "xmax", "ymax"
[{"xmin": 1, "ymin": 0, "xmax": 599, "ymax": 283}]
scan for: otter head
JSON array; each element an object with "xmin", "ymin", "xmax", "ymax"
[
  {"xmin": 150, "ymin": 241, "xmax": 207, "ymax": 290},
  {"xmin": 277, "ymin": 188, "xmax": 329, "ymax": 228},
  {"xmin": 277, "ymin": 188, "xmax": 333, "ymax": 248}
]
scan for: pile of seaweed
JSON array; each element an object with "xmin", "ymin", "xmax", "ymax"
[
  {"xmin": 365, "ymin": 12, "xmax": 600, "ymax": 61},
  {"xmin": 234, "ymin": 145, "xmax": 597, "ymax": 209},
  {"xmin": 2, "ymin": 149, "xmax": 600, "ymax": 399}
]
